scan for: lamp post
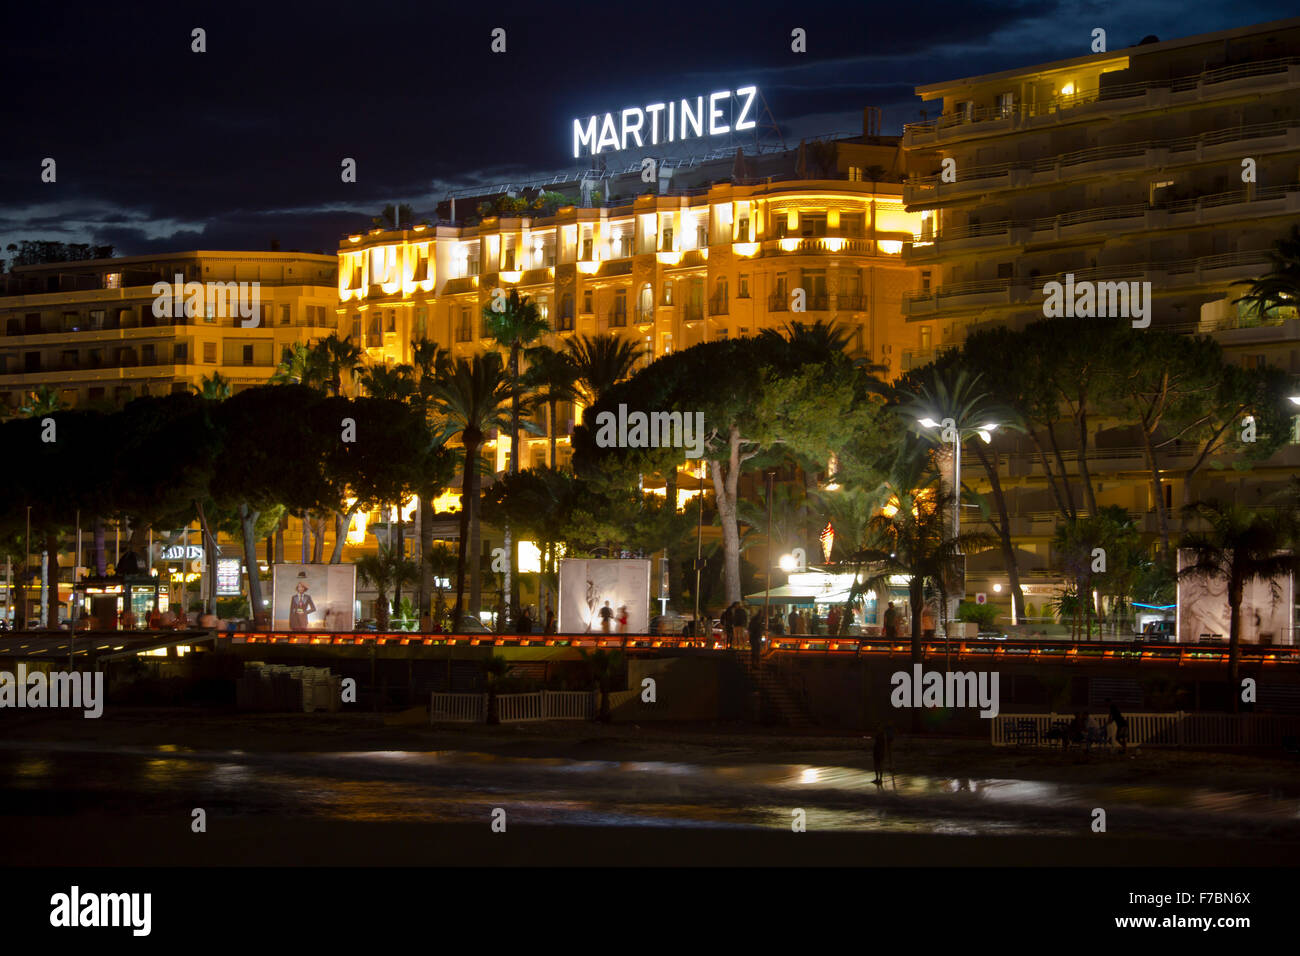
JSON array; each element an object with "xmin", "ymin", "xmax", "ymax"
[
  {"xmin": 694, "ymin": 461, "xmax": 704, "ymax": 641},
  {"xmin": 763, "ymin": 469, "xmax": 775, "ymax": 645},
  {"xmin": 917, "ymin": 416, "xmax": 998, "ymax": 629}
]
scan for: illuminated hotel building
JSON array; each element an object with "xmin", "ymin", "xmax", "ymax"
[
  {"xmin": 340, "ymin": 129, "xmax": 924, "ymax": 478},
  {"xmin": 0, "ymin": 250, "xmax": 339, "ymax": 409},
  {"xmin": 902, "ymin": 17, "xmax": 1300, "ymax": 606}
]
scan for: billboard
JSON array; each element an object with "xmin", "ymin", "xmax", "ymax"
[
  {"xmin": 216, "ymin": 557, "xmax": 243, "ymax": 597},
  {"xmin": 271, "ymin": 564, "xmax": 356, "ymax": 631},
  {"xmin": 1176, "ymin": 550, "xmax": 1294, "ymax": 645},
  {"xmin": 558, "ymin": 558, "xmax": 651, "ymax": 634}
]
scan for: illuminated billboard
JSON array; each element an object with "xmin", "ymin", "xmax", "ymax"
[
  {"xmin": 271, "ymin": 564, "xmax": 357, "ymax": 631},
  {"xmin": 558, "ymin": 558, "xmax": 651, "ymax": 634}
]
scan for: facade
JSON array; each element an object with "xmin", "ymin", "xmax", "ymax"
[
  {"xmin": 901, "ymin": 17, "xmax": 1300, "ymax": 616},
  {"xmin": 340, "ymin": 148, "xmax": 923, "ymax": 480},
  {"xmin": 0, "ymin": 251, "xmax": 339, "ymax": 410}
]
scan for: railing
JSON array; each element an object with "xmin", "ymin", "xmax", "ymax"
[
  {"xmin": 905, "ymin": 57, "xmax": 1300, "ymax": 135},
  {"xmin": 708, "ymin": 295, "xmax": 729, "ymax": 316},
  {"xmin": 430, "ymin": 692, "xmax": 484, "ymax": 722},
  {"xmin": 992, "ymin": 711, "xmax": 1300, "ymax": 747},
  {"xmin": 768, "ymin": 293, "xmax": 789, "ymax": 312},
  {"xmin": 607, "ymin": 308, "xmax": 627, "ymax": 328},
  {"xmin": 431, "ymin": 689, "xmax": 595, "ymax": 723}
]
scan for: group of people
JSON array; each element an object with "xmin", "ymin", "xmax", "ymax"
[
  {"xmin": 719, "ymin": 602, "xmax": 767, "ymax": 663},
  {"xmin": 515, "ymin": 603, "xmax": 558, "ymax": 635},
  {"xmin": 1056, "ymin": 701, "xmax": 1131, "ymax": 752}
]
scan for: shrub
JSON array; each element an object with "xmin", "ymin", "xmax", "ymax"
[{"xmin": 956, "ymin": 600, "xmax": 998, "ymax": 628}]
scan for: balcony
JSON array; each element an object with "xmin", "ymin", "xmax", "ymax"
[
  {"xmin": 683, "ymin": 304, "xmax": 704, "ymax": 323},
  {"xmin": 606, "ymin": 308, "xmax": 628, "ymax": 329},
  {"xmin": 634, "ymin": 307, "xmax": 654, "ymax": 325},
  {"xmin": 708, "ymin": 295, "xmax": 729, "ymax": 316},
  {"xmin": 761, "ymin": 236, "xmax": 872, "ymax": 256},
  {"xmin": 768, "ymin": 293, "xmax": 789, "ymax": 313},
  {"xmin": 903, "ymin": 56, "xmax": 1300, "ymax": 146}
]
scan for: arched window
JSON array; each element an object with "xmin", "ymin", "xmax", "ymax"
[{"xmin": 637, "ymin": 283, "xmax": 653, "ymax": 322}]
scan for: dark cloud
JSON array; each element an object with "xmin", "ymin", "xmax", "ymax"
[{"xmin": 1, "ymin": 0, "xmax": 1295, "ymax": 256}]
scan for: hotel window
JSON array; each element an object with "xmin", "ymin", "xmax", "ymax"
[
  {"xmin": 996, "ymin": 262, "xmax": 1013, "ymax": 279},
  {"xmin": 88, "ymin": 387, "xmax": 105, "ymax": 402},
  {"xmin": 280, "ymin": 305, "xmax": 291, "ymax": 325},
  {"xmin": 203, "ymin": 342, "xmax": 217, "ymax": 363},
  {"xmin": 995, "ymin": 92, "xmax": 1016, "ymax": 118},
  {"xmin": 260, "ymin": 304, "xmax": 271, "ymax": 327},
  {"xmin": 920, "ymin": 209, "xmax": 934, "ymax": 241},
  {"xmin": 696, "ymin": 223, "xmax": 708, "ymax": 248},
  {"xmin": 800, "ymin": 214, "xmax": 826, "ymax": 238},
  {"xmin": 848, "ymin": 166, "xmax": 863, "ymax": 182},
  {"xmin": 954, "ymin": 100, "xmax": 974, "ymax": 122},
  {"xmin": 738, "ymin": 275, "xmax": 750, "ymax": 298},
  {"xmin": 457, "ymin": 308, "xmax": 472, "ymax": 342},
  {"xmin": 637, "ymin": 284, "xmax": 653, "ymax": 323},
  {"xmin": 920, "ymin": 326, "xmax": 932, "ymax": 350},
  {"xmin": 775, "ymin": 273, "xmax": 788, "ymax": 298},
  {"xmin": 352, "ymin": 315, "xmax": 362, "ymax": 341},
  {"xmin": 737, "ymin": 216, "xmax": 751, "ymax": 241},
  {"xmin": 663, "ymin": 281, "xmax": 673, "ymax": 305},
  {"xmin": 582, "ymin": 236, "xmax": 594, "ymax": 260},
  {"xmin": 1149, "ymin": 180, "xmax": 1175, "ymax": 206},
  {"xmin": 611, "ymin": 290, "xmax": 627, "ymax": 327},
  {"xmin": 711, "ymin": 278, "xmax": 728, "ymax": 316},
  {"xmin": 661, "ymin": 226, "xmax": 674, "ymax": 252},
  {"xmin": 173, "ymin": 343, "xmax": 187, "ymax": 363},
  {"xmin": 368, "ymin": 313, "xmax": 381, "ymax": 338},
  {"xmin": 921, "ymin": 270, "xmax": 932, "ymax": 294},
  {"xmin": 558, "ymin": 294, "xmax": 574, "ymax": 331},
  {"xmin": 840, "ymin": 213, "xmax": 864, "ymax": 237},
  {"xmin": 386, "ymin": 310, "xmax": 396, "ymax": 333},
  {"xmin": 103, "ymin": 272, "xmax": 121, "ymax": 289},
  {"xmin": 242, "ymin": 344, "xmax": 254, "ymax": 366},
  {"xmin": 87, "ymin": 348, "xmax": 102, "ymax": 367},
  {"xmin": 582, "ymin": 290, "xmax": 593, "ymax": 314}
]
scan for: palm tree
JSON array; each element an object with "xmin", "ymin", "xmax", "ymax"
[
  {"xmin": 1178, "ymin": 499, "xmax": 1299, "ymax": 712},
  {"xmin": 522, "ymin": 344, "xmax": 580, "ymax": 468},
  {"xmin": 355, "ymin": 543, "xmax": 417, "ymax": 631},
  {"xmin": 483, "ymin": 290, "xmax": 551, "ymax": 626},
  {"xmin": 19, "ymin": 385, "xmax": 66, "ymax": 417},
  {"xmin": 1234, "ymin": 224, "xmax": 1300, "ymax": 321},
  {"xmin": 426, "ymin": 351, "xmax": 514, "ymax": 622},
  {"xmin": 563, "ymin": 333, "xmax": 644, "ymax": 407},
  {"xmin": 426, "ymin": 542, "xmax": 458, "ymax": 628},
  {"xmin": 372, "ymin": 203, "xmax": 414, "ymax": 230},
  {"xmin": 195, "ymin": 372, "xmax": 232, "ymax": 400},
  {"xmin": 311, "ymin": 333, "xmax": 364, "ymax": 397},
  {"xmin": 269, "ymin": 341, "xmax": 328, "ymax": 390},
  {"xmin": 357, "ymin": 361, "xmax": 416, "ymax": 401},
  {"xmin": 896, "ymin": 364, "xmax": 1026, "ymax": 620}
]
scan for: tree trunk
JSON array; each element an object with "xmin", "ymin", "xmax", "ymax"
[
  {"xmin": 275, "ymin": 516, "xmax": 285, "ymax": 564},
  {"xmin": 312, "ymin": 515, "xmax": 326, "ymax": 563},
  {"xmin": 419, "ymin": 493, "xmax": 434, "ymax": 629},
  {"xmin": 375, "ymin": 586, "xmax": 390, "ymax": 630},
  {"xmin": 195, "ymin": 500, "xmax": 217, "ymax": 616},
  {"xmin": 1139, "ymin": 425, "xmax": 1172, "ymax": 559},
  {"xmin": 971, "ymin": 442, "xmax": 1025, "ymax": 622},
  {"xmin": 1043, "ymin": 422, "xmax": 1077, "ymax": 519},
  {"xmin": 44, "ymin": 532, "xmax": 59, "ymax": 628},
  {"xmin": 330, "ymin": 510, "xmax": 350, "ymax": 564},
  {"xmin": 1076, "ymin": 409, "xmax": 1098, "ymax": 515},
  {"xmin": 710, "ymin": 432, "xmax": 745, "ymax": 605},
  {"xmin": 549, "ymin": 398, "xmax": 559, "ymax": 468},
  {"xmin": 239, "ymin": 503, "xmax": 264, "ymax": 625},
  {"xmin": 454, "ymin": 435, "xmax": 480, "ymax": 623},
  {"xmin": 93, "ymin": 517, "xmax": 106, "ymax": 576},
  {"xmin": 1228, "ymin": 578, "xmax": 1242, "ymax": 714}
]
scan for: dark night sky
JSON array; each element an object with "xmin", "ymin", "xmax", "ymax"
[{"xmin": 1, "ymin": 0, "xmax": 1295, "ymax": 258}]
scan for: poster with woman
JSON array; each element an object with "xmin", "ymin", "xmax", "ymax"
[{"xmin": 271, "ymin": 564, "xmax": 357, "ymax": 631}]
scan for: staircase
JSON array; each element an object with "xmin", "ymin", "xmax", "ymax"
[{"xmin": 731, "ymin": 648, "xmax": 813, "ymax": 728}]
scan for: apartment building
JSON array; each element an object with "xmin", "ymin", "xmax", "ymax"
[
  {"xmin": 901, "ymin": 17, "xmax": 1300, "ymax": 611},
  {"xmin": 0, "ymin": 251, "xmax": 339, "ymax": 410}
]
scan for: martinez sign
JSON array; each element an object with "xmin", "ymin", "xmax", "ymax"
[{"xmin": 573, "ymin": 86, "xmax": 758, "ymax": 158}]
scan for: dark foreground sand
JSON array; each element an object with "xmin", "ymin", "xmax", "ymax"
[{"xmin": 7, "ymin": 815, "xmax": 1299, "ymax": 867}]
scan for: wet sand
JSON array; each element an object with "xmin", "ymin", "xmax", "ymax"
[{"xmin": 9, "ymin": 708, "xmax": 1300, "ymax": 793}]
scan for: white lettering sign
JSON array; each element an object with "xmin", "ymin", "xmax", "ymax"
[{"xmin": 573, "ymin": 86, "xmax": 758, "ymax": 157}]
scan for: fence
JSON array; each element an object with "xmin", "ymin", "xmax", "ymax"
[
  {"xmin": 430, "ymin": 690, "xmax": 597, "ymax": 724},
  {"xmin": 992, "ymin": 711, "xmax": 1300, "ymax": 747}
]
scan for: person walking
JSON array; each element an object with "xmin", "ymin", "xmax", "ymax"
[
  {"xmin": 1107, "ymin": 700, "xmax": 1129, "ymax": 752},
  {"xmin": 872, "ymin": 726, "xmax": 888, "ymax": 786},
  {"xmin": 788, "ymin": 608, "xmax": 800, "ymax": 636},
  {"xmin": 720, "ymin": 603, "xmax": 734, "ymax": 649},
  {"xmin": 883, "ymin": 601, "xmax": 900, "ymax": 639},
  {"xmin": 748, "ymin": 610, "xmax": 765, "ymax": 666},
  {"xmin": 827, "ymin": 606, "xmax": 841, "ymax": 637},
  {"xmin": 732, "ymin": 602, "xmax": 748, "ymax": 651},
  {"xmin": 544, "ymin": 603, "xmax": 556, "ymax": 635},
  {"xmin": 598, "ymin": 600, "xmax": 613, "ymax": 633}
]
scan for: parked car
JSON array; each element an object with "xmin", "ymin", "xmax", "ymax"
[{"xmin": 457, "ymin": 614, "xmax": 493, "ymax": 634}]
